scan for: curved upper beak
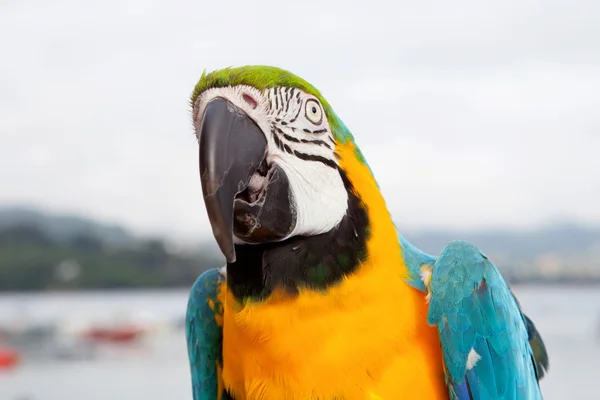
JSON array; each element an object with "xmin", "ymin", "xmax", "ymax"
[{"xmin": 198, "ymin": 98, "xmax": 267, "ymax": 263}]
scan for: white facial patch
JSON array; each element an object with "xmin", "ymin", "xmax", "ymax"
[
  {"xmin": 193, "ymin": 84, "xmax": 349, "ymax": 242},
  {"xmin": 280, "ymin": 153, "xmax": 348, "ymax": 238}
]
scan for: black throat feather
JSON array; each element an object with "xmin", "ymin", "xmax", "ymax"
[{"xmin": 226, "ymin": 169, "xmax": 370, "ymax": 302}]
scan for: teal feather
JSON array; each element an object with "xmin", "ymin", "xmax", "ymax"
[
  {"xmin": 185, "ymin": 268, "xmax": 228, "ymax": 400},
  {"xmin": 513, "ymin": 295, "xmax": 550, "ymax": 380},
  {"xmin": 427, "ymin": 240, "xmax": 544, "ymax": 400},
  {"xmin": 399, "ymin": 234, "xmax": 436, "ymax": 292}
]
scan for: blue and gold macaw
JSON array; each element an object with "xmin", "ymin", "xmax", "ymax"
[{"xmin": 185, "ymin": 66, "xmax": 549, "ymax": 400}]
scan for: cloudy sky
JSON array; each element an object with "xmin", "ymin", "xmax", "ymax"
[{"xmin": 1, "ymin": 0, "xmax": 599, "ymax": 239}]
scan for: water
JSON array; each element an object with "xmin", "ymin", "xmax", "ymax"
[{"xmin": 0, "ymin": 286, "xmax": 598, "ymax": 399}]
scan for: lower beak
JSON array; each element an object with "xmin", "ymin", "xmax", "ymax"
[{"xmin": 198, "ymin": 98, "xmax": 267, "ymax": 263}]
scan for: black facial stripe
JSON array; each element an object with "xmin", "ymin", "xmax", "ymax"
[
  {"xmin": 274, "ymin": 126, "xmax": 334, "ymax": 150},
  {"xmin": 275, "ymin": 128, "xmax": 301, "ymax": 143},
  {"xmin": 277, "ymin": 88, "xmax": 284, "ymax": 115},
  {"xmin": 271, "ymin": 91, "xmax": 277, "ymax": 110},
  {"xmin": 272, "ymin": 129, "xmax": 285, "ymax": 151},
  {"xmin": 293, "ymin": 150, "xmax": 337, "ymax": 169},
  {"xmin": 284, "ymin": 96, "xmax": 291, "ymax": 113},
  {"xmin": 273, "ymin": 129, "xmax": 296, "ymax": 156},
  {"xmin": 271, "ymin": 126, "xmax": 337, "ymax": 168},
  {"xmin": 282, "ymin": 133, "xmax": 333, "ymax": 150},
  {"xmin": 274, "ymin": 132, "xmax": 297, "ymax": 156},
  {"xmin": 303, "ymin": 138, "xmax": 332, "ymax": 149},
  {"xmin": 281, "ymin": 132, "xmax": 300, "ymax": 142}
]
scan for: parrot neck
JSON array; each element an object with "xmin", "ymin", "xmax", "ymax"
[{"xmin": 226, "ymin": 169, "xmax": 369, "ymax": 302}]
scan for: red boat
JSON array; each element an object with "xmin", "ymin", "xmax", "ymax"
[
  {"xmin": 83, "ymin": 326, "xmax": 145, "ymax": 343},
  {"xmin": 0, "ymin": 346, "xmax": 20, "ymax": 369}
]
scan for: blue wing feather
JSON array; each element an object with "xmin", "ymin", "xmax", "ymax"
[
  {"xmin": 426, "ymin": 240, "xmax": 544, "ymax": 400},
  {"xmin": 185, "ymin": 268, "xmax": 227, "ymax": 400}
]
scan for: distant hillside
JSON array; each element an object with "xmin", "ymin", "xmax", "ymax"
[
  {"xmin": 401, "ymin": 223, "xmax": 600, "ymax": 282},
  {"xmin": 402, "ymin": 223, "xmax": 600, "ymax": 258},
  {"xmin": 1, "ymin": 205, "xmax": 599, "ymax": 290},
  {"xmin": 0, "ymin": 206, "xmax": 222, "ymax": 291},
  {"xmin": 3, "ymin": 205, "xmax": 599, "ymax": 258},
  {"xmin": 0, "ymin": 206, "xmax": 133, "ymax": 244}
]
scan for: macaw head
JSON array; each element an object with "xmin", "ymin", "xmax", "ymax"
[{"xmin": 191, "ymin": 66, "xmax": 393, "ymax": 290}]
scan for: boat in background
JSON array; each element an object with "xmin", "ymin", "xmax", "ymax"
[
  {"xmin": 83, "ymin": 325, "xmax": 145, "ymax": 343},
  {"xmin": 0, "ymin": 342, "xmax": 20, "ymax": 369}
]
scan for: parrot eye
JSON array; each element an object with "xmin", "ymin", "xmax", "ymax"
[{"xmin": 304, "ymin": 99, "xmax": 323, "ymax": 125}]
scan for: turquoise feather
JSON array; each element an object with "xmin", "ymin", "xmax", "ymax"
[
  {"xmin": 399, "ymin": 235, "xmax": 549, "ymax": 399},
  {"xmin": 426, "ymin": 240, "xmax": 544, "ymax": 400},
  {"xmin": 185, "ymin": 268, "xmax": 228, "ymax": 400},
  {"xmin": 399, "ymin": 234, "xmax": 436, "ymax": 292}
]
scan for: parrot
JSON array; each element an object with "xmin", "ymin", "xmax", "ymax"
[{"xmin": 185, "ymin": 65, "xmax": 549, "ymax": 400}]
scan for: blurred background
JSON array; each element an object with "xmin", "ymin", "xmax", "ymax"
[{"xmin": 1, "ymin": 0, "xmax": 599, "ymax": 399}]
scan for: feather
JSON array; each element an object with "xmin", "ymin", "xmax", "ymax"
[
  {"xmin": 427, "ymin": 240, "xmax": 546, "ymax": 400},
  {"xmin": 186, "ymin": 268, "xmax": 230, "ymax": 399}
]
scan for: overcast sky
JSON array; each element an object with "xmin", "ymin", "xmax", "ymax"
[{"xmin": 1, "ymin": 0, "xmax": 599, "ymax": 240}]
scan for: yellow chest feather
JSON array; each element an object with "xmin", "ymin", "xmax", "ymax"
[{"xmin": 219, "ymin": 264, "xmax": 447, "ymax": 400}]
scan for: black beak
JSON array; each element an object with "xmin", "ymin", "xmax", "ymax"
[{"xmin": 199, "ymin": 98, "xmax": 267, "ymax": 263}]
